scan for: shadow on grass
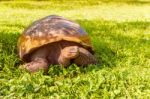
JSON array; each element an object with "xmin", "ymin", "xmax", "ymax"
[
  {"xmin": 0, "ymin": 23, "xmax": 26, "ymax": 30},
  {"xmin": 0, "ymin": 32, "xmax": 19, "ymax": 54},
  {"xmin": 0, "ymin": 32, "xmax": 20, "ymax": 70},
  {"xmin": 77, "ymin": 19, "xmax": 150, "ymax": 69}
]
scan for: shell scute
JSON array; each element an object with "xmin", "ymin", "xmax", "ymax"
[{"xmin": 18, "ymin": 15, "xmax": 93, "ymax": 61}]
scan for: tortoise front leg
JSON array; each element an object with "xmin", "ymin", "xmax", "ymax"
[
  {"xmin": 58, "ymin": 46, "xmax": 79, "ymax": 67},
  {"xmin": 20, "ymin": 46, "xmax": 49, "ymax": 73},
  {"xmin": 22, "ymin": 58, "xmax": 49, "ymax": 73},
  {"xmin": 73, "ymin": 47, "xmax": 97, "ymax": 66}
]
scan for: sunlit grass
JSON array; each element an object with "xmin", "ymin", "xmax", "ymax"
[{"xmin": 0, "ymin": 0, "xmax": 150, "ymax": 98}]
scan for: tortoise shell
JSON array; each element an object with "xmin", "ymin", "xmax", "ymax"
[{"xmin": 18, "ymin": 15, "xmax": 93, "ymax": 61}]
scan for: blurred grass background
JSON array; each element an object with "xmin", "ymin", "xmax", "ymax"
[{"xmin": 0, "ymin": 0, "xmax": 150, "ymax": 98}]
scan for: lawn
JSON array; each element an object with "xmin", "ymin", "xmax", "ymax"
[{"xmin": 0, "ymin": 0, "xmax": 150, "ymax": 98}]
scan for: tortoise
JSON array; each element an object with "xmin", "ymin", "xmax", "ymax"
[{"xmin": 18, "ymin": 15, "xmax": 97, "ymax": 73}]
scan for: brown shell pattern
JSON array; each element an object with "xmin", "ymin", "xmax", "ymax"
[{"xmin": 18, "ymin": 15, "xmax": 93, "ymax": 60}]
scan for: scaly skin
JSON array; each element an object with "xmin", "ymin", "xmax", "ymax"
[
  {"xmin": 58, "ymin": 46, "xmax": 97, "ymax": 67},
  {"xmin": 22, "ymin": 45, "xmax": 49, "ymax": 73},
  {"xmin": 58, "ymin": 46, "xmax": 79, "ymax": 67},
  {"xmin": 23, "ymin": 58, "xmax": 49, "ymax": 73},
  {"xmin": 20, "ymin": 42, "xmax": 97, "ymax": 73},
  {"xmin": 21, "ymin": 45, "xmax": 80, "ymax": 72},
  {"xmin": 73, "ymin": 47, "xmax": 97, "ymax": 66}
]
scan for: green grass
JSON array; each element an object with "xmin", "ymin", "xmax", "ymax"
[{"xmin": 0, "ymin": 0, "xmax": 150, "ymax": 98}]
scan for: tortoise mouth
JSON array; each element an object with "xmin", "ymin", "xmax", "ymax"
[{"xmin": 70, "ymin": 51, "xmax": 78, "ymax": 53}]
